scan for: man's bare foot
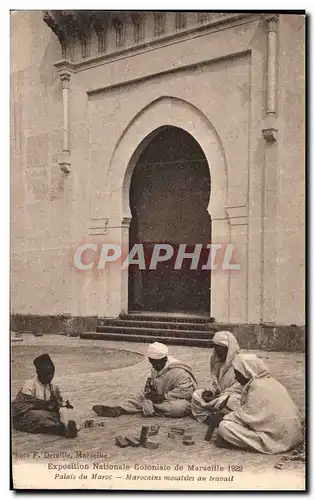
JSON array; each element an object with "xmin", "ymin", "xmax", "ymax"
[{"xmin": 92, "ymin": 405, "xmax": 122, "ymax": 417}]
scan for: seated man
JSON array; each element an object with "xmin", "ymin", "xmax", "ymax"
[
  {"xmin": 215, "ymin": 353, "xmax": 302, "ymax": 454},
  {"xmin": 191, "ymin": 331, "xmax": 242, "ymax": 424},
  {"xmin": 12, "ymin": 353, "xmax": 78, "ymax": 438},
  {"xmin": 93, "ymin": 342, "xmax": 198, "ymax": 418}
]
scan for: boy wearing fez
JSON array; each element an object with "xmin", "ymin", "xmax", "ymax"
[{"xmin": 12, "ymin": 353, "xmax": 78, "ymax": 438}]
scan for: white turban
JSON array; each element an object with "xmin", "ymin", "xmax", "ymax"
[{"xmin": 147, "ymin": 342, "xmax": 168, "ymax": 360}]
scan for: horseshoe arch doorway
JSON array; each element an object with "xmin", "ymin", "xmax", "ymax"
[{"xmin": 128, "ymin": 126, "xmax": 211, "ymax": 315}]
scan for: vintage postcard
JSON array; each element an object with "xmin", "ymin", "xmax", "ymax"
[{"xmin": 10, "ymin": 10, "xmax": 306, "ymax": 491}]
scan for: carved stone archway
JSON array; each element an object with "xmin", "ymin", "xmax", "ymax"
[{"xmin": 104, "ymin": 96, "xmax": 230, "ymax": 321}]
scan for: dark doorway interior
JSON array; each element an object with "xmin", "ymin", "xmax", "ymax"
[{"xmin": 128, "ymin": 126, "xmax": 211, "ymax": 314}]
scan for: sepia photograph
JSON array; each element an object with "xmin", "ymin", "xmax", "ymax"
[{"xmin": 10, "ymin": 9, "xmax": 306, "ymax": 491}]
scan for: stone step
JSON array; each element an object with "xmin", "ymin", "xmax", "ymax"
[
  {"xmin": 80, "ymin": 331, "xmax": 213, "ymax": 348},
  {"xmin": 118, "ymin": 313, "xmax": 213, "ymax": 324},
  {"xmin": 96, "ymin": 325, "xmax": 215, "ymax": 339},
  {"xmin": 98, "ymin": 318, "xmax": 215, "ymax": 331}
]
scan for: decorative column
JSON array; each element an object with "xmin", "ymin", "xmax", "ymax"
[
  {"xmin": 260, "ymin": 15, "xmax": 279, "ymax": 324},
  {"xmin": 100, "ymin": 215, "xmax": 131, "ymax": 318},
  {"xmin": 60, "ymin": 71, "xmax": 70, "ymax": 172},
  {"xmin": 262, "ymin": 15, "xmax": 279, "ymax": 142},
  {"xmin": 266, "ymin": 16, "xmax": 278, "ymax": 116},
  {"xmin": 55, "ymin": 61, "xmax": 74, "ymax": 173},
  {"xmin": 226, "ymin": 207, "xmax": 249, "ymax": 324},
  {"xmin": 210, "ymin": 214, "xmax": 230, "ymax": 323},
  {"xmin": 120, "ymin": 216, "xmax": 132, "ymax": 314}
]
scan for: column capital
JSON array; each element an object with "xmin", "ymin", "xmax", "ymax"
[
  {"xmin": 59, "ymin": 151, "xmax": 71, "ymax": 174},
  {"xmin": 265, "ymin": 14, "xmax": 279, "ymax": 32},
  {"xmin": 54, "ymin": 59, "xmax": 75, "ymax": 84},
  {"xmin": 121, "ymin": 216, "xmax": 132, "ymax": 229},
  {"xmin": 262, "ymin": 128, "xmax": 278, "ymax": 143},
  {"xmin": 226, "ymin": 206, "xmax": 249, "ymax": 226},
  {"xmin": 59, "ymin": 70, "xmax": 71, "ymax": 88},
  {"xmin": 262, "ymin": 116, "xmax": 278, "ymax": 142}
]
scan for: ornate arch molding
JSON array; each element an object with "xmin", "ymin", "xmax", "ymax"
[
  {"xmin": 105, "ymin": 96, "xmax": 229, "ymax": 224},
  {"xmin": 94, "ymin": 96, "xmax": 232, "ymax": 320}
]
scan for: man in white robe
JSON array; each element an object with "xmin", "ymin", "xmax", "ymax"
[
  {"xmin": 191, "ymin": 331, "xmax": 242, "ymax": 423},
  {"xmin": 93, "ymin": 342, "xmax": 198, "ymax": 418},
  {"xmin": 216, "ymin": 354, "xmax": 302, "ymax": 454}
]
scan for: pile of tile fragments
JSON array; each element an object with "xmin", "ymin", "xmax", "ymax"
[{"xmin": 115, "ymin": 425, "xmax": 195, "ymax": 449}]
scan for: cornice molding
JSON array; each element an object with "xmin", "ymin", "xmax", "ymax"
[
  {"xmin": 54, "ymin": 59, "xmax": 76, "ymax": 73},
  {"xmin": 44, "ymin": 12, "xmax": 261, "ymax": 72}
]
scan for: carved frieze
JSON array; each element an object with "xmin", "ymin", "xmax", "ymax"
[
  {"xmin": 43, "ymin": 11, "xmax": 259, "ymax": 65},
  {"xmin": 131, "ymin": 13, "xmax": 145, "ymax": 44}
]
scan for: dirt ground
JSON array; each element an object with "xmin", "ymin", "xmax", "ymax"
[{"xmin": 11, "ymin": 334, "xmax": 306, "ymax": 490}]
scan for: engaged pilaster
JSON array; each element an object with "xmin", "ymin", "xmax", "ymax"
[
  {"xmin": 55, "ymin": 61, "xmax": 74, "ymax": 173},
  {"xmin": 262, "ymin": 15, "xmax": 279, "ymax": 142},
  {"xmin": 260, "ymin": 15, "xmax": 279, "ymax": 323}
]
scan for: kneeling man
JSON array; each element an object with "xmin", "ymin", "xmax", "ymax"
[{"xmin": 93, "ymin": 342, "xmax": 197, "ymax": 418}]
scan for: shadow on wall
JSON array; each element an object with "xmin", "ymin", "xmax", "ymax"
[{"xmin": 39, "ymin": 35, "xmax": 61, "ymax": 100}]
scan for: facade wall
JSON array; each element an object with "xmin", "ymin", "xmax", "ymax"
[
  {"xmin": 276, "ymin": 15, "xmax": 305, "ymax": 325},
  {"xmin": 11, "ymin": 11, "xmax": 75, "ymax": 316},
  {"xmin": 10, "ymin": 11, "xmax": 305, "ymax": 326}
]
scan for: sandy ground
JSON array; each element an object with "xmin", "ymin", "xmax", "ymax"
[{"xmin": 11, "ymin": 334, "xmax": 306, "ymax": 490}]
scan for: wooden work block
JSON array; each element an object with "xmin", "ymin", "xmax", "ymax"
[
  {"xmin": 84, "ymin": 419, "xmax": 95, "ymax": 428},
  {"xmin": 274, "ymin": 463, "xmax": 283, "ymax": 470},
  {"xmin": 170, "ymin": 426, "xmax": 185, "ymax": 435},
  {"xmin": 167, "ymin": 431, "xmax": 177, "ymax": 439},
  {"xmin": 183, "ymin": 434, "xmax": 192, "ymax": 441},
  {"xmin": 115, "ymin": 435, "xmax": 130, "ymax": 448},
  {"xmin": 183, "ymin": 439, "xmax": 195, "ymax": 446},
  {"xmin": 140, "ymin": 425, "xmax": 150, "ymax": 445},
  {"xmin": 144, "ymin": 439, "xmax": 160, "ymax": 450},
  {"xmin": 148, "ymin": 425, "xmax": 160, "ymax": 436},
  {"xmin": 125, "ymin": 436, "xmax": 141, "ymax": 447}
]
